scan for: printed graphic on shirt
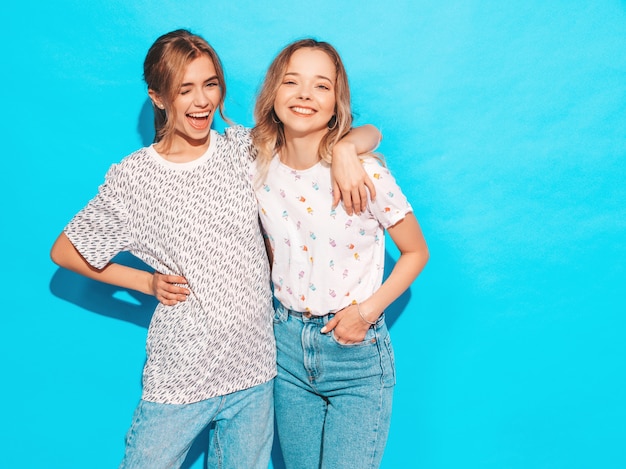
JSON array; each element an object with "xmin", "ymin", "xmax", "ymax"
[{"xmin": 251, "ymin": 157, "xmax": 412, "ymax": 315}]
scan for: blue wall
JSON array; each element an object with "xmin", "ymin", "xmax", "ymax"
[{"xmin": 3, "ymin": 1, "xmax": 625, "ymax": 468}]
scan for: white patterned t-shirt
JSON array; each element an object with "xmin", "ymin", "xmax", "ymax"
[
  {"xmin": 65, "ymin": 126, "xmax": 275, "ymax": 404},
  {"xmin": 252, "ymin": 156, "xmax": 412, "ymax": 315}
]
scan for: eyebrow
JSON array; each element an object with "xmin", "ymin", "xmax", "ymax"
[
  {"xmin": 284, "ymin": 72, "xmax": 333, "ymax": 83},
  {"xmin": 180, "ymin": 75, "xmax": 219, "ymax": 87}
]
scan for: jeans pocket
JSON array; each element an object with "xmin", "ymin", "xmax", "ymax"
[
  {"xmin": 329, "ymin": 325, "xmax": 377, "ymax": 348},
  {"xmin": 329, "ymin": 313, "xmax": 387, "ymax": 348},
  {"xmin": 273, "ymin": 304, "xmax": 289, "ymax": 324}
]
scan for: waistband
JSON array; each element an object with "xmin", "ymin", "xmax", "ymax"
[
  {"xmin": 276, "ymin": 303, "xmax": 331, "ymax": 320},
  {"xmin": 276, "ymin": 302, "xmax": 385, "ymax": 327}
]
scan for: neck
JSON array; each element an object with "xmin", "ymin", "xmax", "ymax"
[
  {"xmin": 155, "ymin": 131, "xmax": 211, "ymax": 163},
  {"xmin": 280, "ymin": 129, "xmax": 325, "ymax": 170}
]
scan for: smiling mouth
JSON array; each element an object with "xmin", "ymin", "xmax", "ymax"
[
  {"xmin": 291, "ymin": 106, "xmax": 315, "ymax": 115},
  {"xmin": 187, "ymin": 111, "xmax": 212, "ymax": 129}
]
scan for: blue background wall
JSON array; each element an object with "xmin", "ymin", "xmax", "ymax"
[{"xmin": 3, "ymin": 1, "xmax": 625, "ymax": 468}]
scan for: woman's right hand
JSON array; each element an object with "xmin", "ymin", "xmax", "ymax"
[{"xmin": 152, "ymin": 272, "xmax": 190, "ymax": 305}]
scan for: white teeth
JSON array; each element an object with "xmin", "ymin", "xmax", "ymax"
[
  {"xmin": 188, "ymin": 112, "xmax": 210, "ymax": 118},
  {"xmin": 292, "ymin": 107, "xmax": 314, "ymax": 115}
]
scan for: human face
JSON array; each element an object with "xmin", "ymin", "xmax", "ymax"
[
  {"xmin": 274, "ymin": 48, "xmax": 336, "ymax": 140},
  {"xmin": 166, "ymin": 55, "xmax": 222, "ymax": 148}
]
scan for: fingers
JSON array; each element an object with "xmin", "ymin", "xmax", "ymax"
[
  {"xmin": 156, "ymin": 287, "xmax": 189, "ymax": 304},
  {"xmin": 320, "ymin": 307, "xmax": 369, "ymax": 344},
  {"xmin": 157, "ymin": 290, "xmax": 188, "ymax": 306},
  {"xmin": 360, "ymin": 187, "xmax": 368, "ymax": 213},
  {"xmin": 353, "ymin": 175, "xmax": 375, "ymax": 213},
  {"xmin": 160, "ymin": 274, "xmax": 188, "ymax": 286},
  {"xmin": 350, "ymin": 188, "xmax": 363, "ymax": 215},
  {"xmin": 152, "ymin": 272, "xmax": 190, "ymax": 305},
  {"xmin": 332, "ymin": 330, "xmax": 367, "ymax": 345},
  {"xmin": 364, "ymin": 174, "xmax": 376, "ymax": 201},
  {"xmin": 159, "ymin": 283, "xmax": 190, "ymax": 295},
  {"xmin": 332, "ymin": 181, "xmax": 341, "ymax": 209},
  {"xmin": 155, "ymin": 274, "xmax": 190, "ymax": 294},
  {"xmin": 320, "ymin": 316, "xmax": 339, "ymax": 334},
  {"xmin": 335, "ymin": 180, "xmax": 375, "ymax": 216},
  {"xmin": 342, "ymin": 191, "xmax": 355, "ymax": 216},
  {"xmin": 158, "ymin": 297, "xmax": 180, "ymax": 306}
]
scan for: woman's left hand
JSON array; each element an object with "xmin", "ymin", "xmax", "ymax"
[{"xmin": 320, "ymin": 304, "xmax": 375, "ymax": 344}]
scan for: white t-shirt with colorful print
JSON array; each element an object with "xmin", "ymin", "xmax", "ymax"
[{"xmin": 251, "ymin": 156, "xmax": 412, "ymax": 316}]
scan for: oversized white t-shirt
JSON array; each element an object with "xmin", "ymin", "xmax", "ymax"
[
  {"xmin": 252, "ymin": 156, "xmax": 412, "ymax": 315},
  {"xmin": 65, "ymin": 126, "xmax": 275, "ymax": 404}
]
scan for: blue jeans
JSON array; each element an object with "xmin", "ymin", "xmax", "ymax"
[
  {"xmin": 273, "ymin": 303, "xmax": 395, "ymax": 469},
  {"xmin": 119, "ymin": 379, "xmax": 273, "ymax": 469}
]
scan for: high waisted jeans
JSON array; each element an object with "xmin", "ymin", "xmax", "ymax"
[{"xmin": 273, "ymin": 303, "xmax": 395, "ymax": 469}]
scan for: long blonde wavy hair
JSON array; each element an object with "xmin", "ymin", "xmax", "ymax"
[{"xmin": 251, "ymin": 39, "xmax": 353, "ymax": 183}]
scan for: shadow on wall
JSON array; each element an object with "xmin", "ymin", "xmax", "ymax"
[
  {"xmin": 47, "ymin": 249, "xmax": 408, "ymax": 469},
  {"xmin": 47, "ymin": 249, "xmax": 286, "ymax": 469},
  {"xmin": 49, "ymin": 252, "xmax": 157, "ymax": 328},
  {"xmin": 138, "ymin": 99, "xmax": 155, "ymax": 147},
  {"xmin": 51, "ymin": 99, "xmax": 409, "ymax": 468},
  {"xmin": 383, "ymin": 250, "xmax": 411, "ymax": 329}
]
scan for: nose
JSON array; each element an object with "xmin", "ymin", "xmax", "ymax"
[
  {"xmin": 297, "ymin": 85, "xmax": 311, "ymax": 100},
  {"xmin": 193, "ymin": 88, "xmax": 210, "ymax": 107}
]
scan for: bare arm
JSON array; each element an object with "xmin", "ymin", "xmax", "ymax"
[
  {"xmin": 331, "ymin": 124, "xmax": 382, "ymax": 215},
  {"xmin": 50, "ymin": 232, "xmax": 189, "ymax": 305},
  {"xmin": 321, "ymin": 213, "xmax": 429, "ymax": 344}
]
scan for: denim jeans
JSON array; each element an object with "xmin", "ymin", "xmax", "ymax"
[
  {"xmin": 273, "ymin": 303, "xmax": 395, "ymax": 469},
  {"xmin": 119, "ymin": 379, "xmax": 273, "ymax": 469}
]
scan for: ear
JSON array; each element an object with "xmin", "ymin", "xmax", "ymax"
[{"xmin": 148, "ymin": 89, "xmax": 165, "ymax": 110}]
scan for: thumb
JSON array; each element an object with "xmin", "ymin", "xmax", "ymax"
[{"xmin": 321, "ymin": 315, "xmax": 339, "ymax": 334}]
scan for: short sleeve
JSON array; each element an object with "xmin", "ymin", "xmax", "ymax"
[
  {"xmin": 64, "ymin": 163, "xmax": 133, "ymax": 269},
  {"xmin": 363, "ymin": 158, "xmax": 413, "ymax": 228},
  {"xmin": 224, "ymin": 125, "xmax": 257, "ymax": 164}
]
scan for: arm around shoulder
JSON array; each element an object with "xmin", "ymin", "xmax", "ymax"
[{"xmin": 331, "ymin": 124, "xmax": 382, "ymax": 214}]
